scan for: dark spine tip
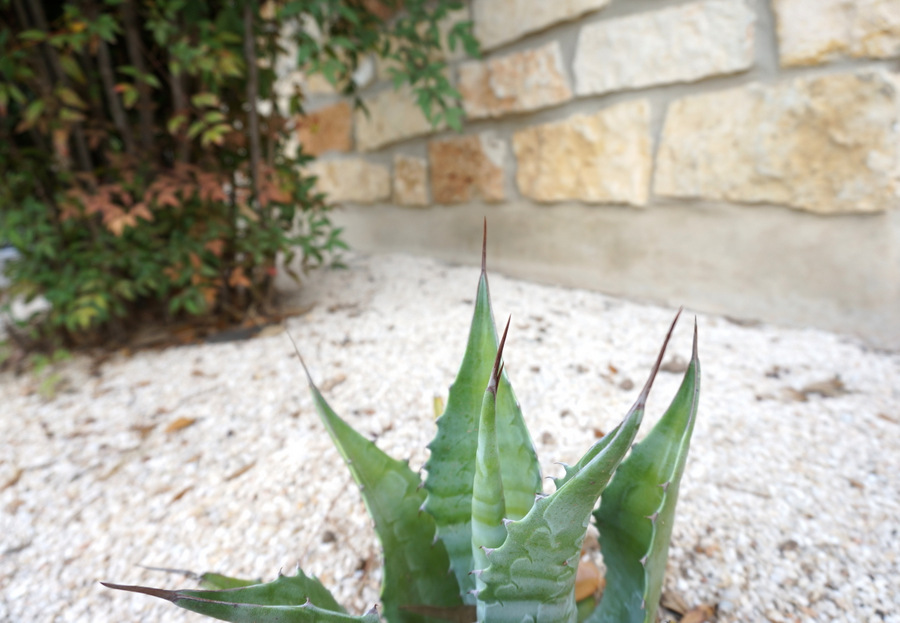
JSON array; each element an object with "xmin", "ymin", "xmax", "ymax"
[
  {"xmin": 692, "ymin": 315, "xmax": 699, "ymax": 360},
  {"xmin": 488, "ymin": 316, "xmax": 511, "ymax": 395},
  {"xmin": 285, "ymin": 329, "xmax": 314, "ymax": 384},
  {"xmin": 99, "ymin": 582, "xmax": 177, "ymax": 603},
  {"xmin": 481, "ymin": 217, "xmax": 487, "ymax": 274},
  {"xmin": 635, "ymin": 307, "xmax": 683, "ymax": 407}
]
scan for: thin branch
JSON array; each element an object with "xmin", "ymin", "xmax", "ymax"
[
  {"xmin": 243, "ymin": 0, "xmax": 262, "ymax": 201},
  {"xmin": 95, "ymin": 22, "xmax": 137, "ymax": 157},
  {"xmin": 25, "ymin": 0, "xmax": 93, "ymax": 173},
  {"xmin": 121, "ymin": 0, "xmax": 154, "ymax": 153}
]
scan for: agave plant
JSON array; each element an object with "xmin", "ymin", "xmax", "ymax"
[{"xmin": 104, "ymin": 226, "xmax": 701, "ymax": 622}]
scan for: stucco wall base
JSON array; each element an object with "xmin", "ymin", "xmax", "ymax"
[{"xmin": 330, "ymin": 203, "xmax": 900, "ymax": 350}]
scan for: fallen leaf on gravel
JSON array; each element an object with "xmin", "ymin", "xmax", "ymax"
[
  {"xmin": 2, "ymin": 468, "xmax": 23, "ymax": 491},
  {"xmin": 801, "ymin": 375, "xmax": 846, "ymax": 398},
  {"xmin": 170, "ymin": 486, "xmax": 192, "ymax": 503},
  {"xmin": 575, "ymin": 558, "xmax": 604, "ymax": 601},
  {"xmin": 164, "ymin": 417, "xmax": 197, "ymax": 433},
  {"xmin": 319, "ymin": 374, "xmax": 347, "ymax": 392},
  {"xmin": 680, "ymin": 603, "xmax": 715, "ymax": 623},
  {"xmin": 225, "ymin": 461, "xmax": 256, "ymax": 481},
  {"xmin": 661, "ymin": 591, "xmax": 689, "ymax": 614},
  {"xmin": 130, "ymin": 423, "xmax": 156, "ymax": 439}
]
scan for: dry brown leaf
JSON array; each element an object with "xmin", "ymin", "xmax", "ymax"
[
  {"xmin": 225, "ymin": 461, "xmax": 256, "ymax": 481},
  {"xmin": 661, "ymin": 591, "xmax": 690, "ymax": 615},
  {"xmin": 574, "ymin": 559, "xmax": 604, "ymax": 601},
  {"xmin": 320, "ymin": 374, "xmax": 347, "ymax": 392},
  {"xmin": 165, "ymin": 417, "xmax": 197, "ymax": 433},
  {"xmin": 680, "ymin": 604, "xmax": 716, "ymax": 623},
  {"xmin": 2, "ymin": 469, "xmax": 23, "ymax": 491}
]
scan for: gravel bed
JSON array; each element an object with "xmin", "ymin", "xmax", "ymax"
[{"xmin": 1, "ymin": 252, "xmax": 898, "ymax": 623}]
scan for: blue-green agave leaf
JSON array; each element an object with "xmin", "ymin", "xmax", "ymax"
[
  {"xmin": 588, "ymin": 320, "xmax": 700, "ymax": 623},
  {"xmin": 101, "ymin": 570, "xmax": 369, "ymax": 622},
  {"xmin": 424, "ymin": 225, "xmax": 542, "ymax": 603},
  {"xmin": 471, "ymin": 320, "xmax": 511, "ymax": 621},
  {"xmin": 302, "ymin": 359, "xmax": 463, "ymax": 623},
  {"xmin": 475, "ymin": 314, "xmax": 679, "ymax": 623}
]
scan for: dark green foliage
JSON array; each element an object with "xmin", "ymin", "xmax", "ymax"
[{"xmin": 0, "ymin": 0, "xmax": 476, "ymax": 346}]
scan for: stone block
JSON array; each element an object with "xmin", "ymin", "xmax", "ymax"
[
  {"xmin": 355, "ymin": 86, "xmax": 442, "ymax": 152},
  {"xmin": 428, "ymin": 133, "xmax": 506, "ymax": 204},
  {"xmin": 653, "ymin": 71, "xmax": 900, "ymax": 214},
  {"xmin": 512, "ymin": 101, "xmax": 652, "ymax": 206},
  {"xmin": 774, "ymin": 0, "xmax": 900, "ymax": 66},
  {"xmin": 306, "ymin": 158, "xmax": 390, "ymax": 204},
  {"xmin": 296, "ymin": 101, "xmax": 353, "ymax": 156},
  {"xmin": 459, "ymin": 42, "xmax": 572, "ymax": 119},
  {"xmin": 574, "ymin": 0, "xmax": 754, "ymax": 96},
  {"xmin": 393, "ymin": 155, "xmax": 429, "ymax": 206},
  {"xmin": 473, "ymin": 0, "xmax": 611, "ymax": 50}
]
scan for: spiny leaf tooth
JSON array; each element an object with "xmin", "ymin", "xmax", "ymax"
[
  {"xmin": 418, "ymin": 501, "xmax": 427, "ymax": 514},
  {"xmin": 480, "ymin": 545, "xmax": 496, "ymax": 557},
  {"xmin": 535, "ymin": 492, "xmax": 548, "ymax": 500},
  {"xmin": 646, "ymin": 511, "xmax": 659, "ymax": 523},
  {"xmin": 640, "ymin": 554, "xmax": 648, "ymax": 567},
  {"xmin": 660, "ymin": 480, "xmax": 671, "ymax": 492},
  {"xmin": 501, "ymin": 518, "xmax": 514, "ymax": 526},
  {"xmin": 468, "ymin": 568, "xmax": 484, "ymax": 577}
]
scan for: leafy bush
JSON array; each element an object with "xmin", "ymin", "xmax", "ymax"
[
  {"xmin": 105, "ymin": 230, "xmax": 702, "ymax": 623},
  {"xmin": 0, "ymin": 0, "xmax": 475, "ymax": 347}
]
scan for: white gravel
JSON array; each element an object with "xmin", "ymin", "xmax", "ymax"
[{"xmin": 1, "ymin": 252, "xmax": 898, "ymax": 623}]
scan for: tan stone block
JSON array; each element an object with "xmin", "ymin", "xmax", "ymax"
[
  {"xmin": 393, "ymin": 155, "xmax": 429, "ymax": 206},
  {"xmin": 512, "ymin": 101, "xmax": 652, "ymax": 206},
  {"xmin": 574, "ymin": 0, "xmax": 754, "ymax": 96},
  {"xmin": 355, "ymin": 86, "xmax": 442, "ymax": 152},
  {"xmin": 459, "ymin": 42, "xmax": 572, "ymax": 120},
  {"xmin": 306, "ymin": 158, "xmax": 390, "ymax": 204},
  {"xmin": 473, "ymin": 0, "xmax": 611, "ymax": 50},
  {"xmin": 296, "ymin": 101, "xmax": 352, "ymax": 156},
  {"xmin": 653, "ymin": 71, "xmax": 900, "ymax": 214},
  {"xmin": 428, "ymin": 133, "xmax": 506, "ymax": 204},
  {"xmin": 774, "ymin": 0, "xmax": 900, "ymax": 66}
]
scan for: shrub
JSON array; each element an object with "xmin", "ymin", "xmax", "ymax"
[{"xmin": 0, "ymin": 0, "xmax": 475, "ymax": 347}]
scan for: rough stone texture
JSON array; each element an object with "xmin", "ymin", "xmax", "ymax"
[
  {"xmin": 296, "ymin": 101, "xmax": 352, "ymax": 156},
  {"xmin": 774, "ymin": 0, "xmax": 900, "ymax": 66},
  {"xmin": 428, "ymin": 133, "xmax": 506, "ymax": 204},
  {"xmin": 305, "ymin": 158, "xmax": 390, "ymax": 204},
  {"xmin": 473, "ymin": 0, "xmax": 611, "ymax": 50},
  {"xmin": 574, "ymin": 0, "xmax": 755, "ymax": 96},
  {"xmin": 355, "ymin": 86, "xmax": 441, "ymax": 152},
  {"xmin": 654, "ymin": 71, "xmax": 900, "ymax": 214},
  {"xmin": 393, "ymin": 155, "xmax": 428, "ymax": 206},
  {"xmin": 512, "ymin": 101, "xmax": 652, "ymax": 206},
  {"xmin": 459, "ymin": 42, "xmax": 572, "ymax": 120}
]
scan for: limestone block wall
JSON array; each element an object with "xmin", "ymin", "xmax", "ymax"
[{"xmin": 279, "ymin": 0, "xmax": 900, "ymax": 348}]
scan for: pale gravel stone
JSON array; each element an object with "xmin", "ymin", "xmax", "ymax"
[
  {"xmin": 574, "ymin": 0, "xmax": 755, "ymax": 96},
  {"xmin": 512, "ymin": 100, "xmax": 652, "ymax": 206},
  {"xmin": 355, "ymin": 86, "xmax": 442, "ymax": 152},
  {"xmin": 473, "ymin": 0, "xmax": 611, "ymax": 51},
  {"xmin": 654, "ymin": 71, "xmax": 900, "ymax": 214},
  {"xmin": 305, "ymin": 158, "xmax": 390, "ymax": 204},
  {"xmin": 774, "ymin": 0, "xmax": 900, "ymax": 67},
  {"xmin": 459, "ymin": 41, "xmax": 572, "ymax": 120},
  {"xmin": 2, "ymin": 252, "xmax": 900, "ymax": 622}
]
